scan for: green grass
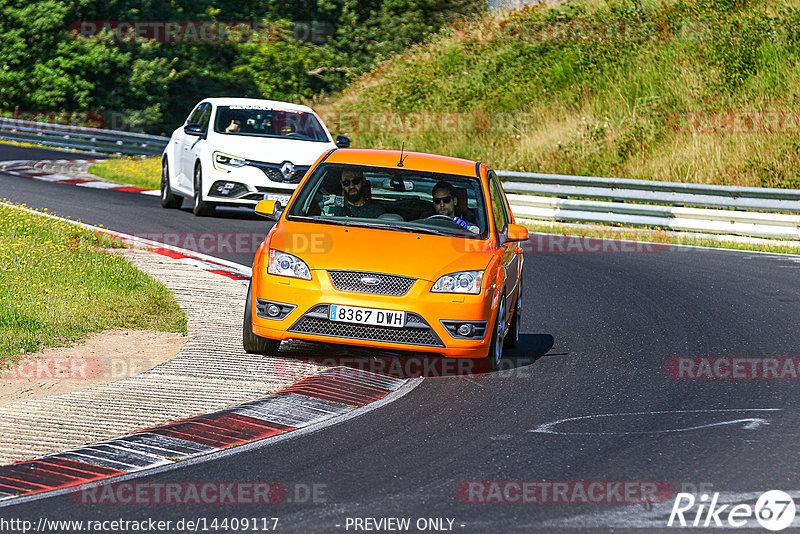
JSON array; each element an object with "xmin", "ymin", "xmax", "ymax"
[
  {"xmin": 0, "ymin": 202, "xmax": 187, "ymax": 367},
  {"xmin": 521, "ymin": 221, "xmax": 800, "ymax": 255},
  {"xmin": 88, "ymin": 157, "xmax": 161, "ymax": 190},
  {"xmin": 318, "ymin": 0, "xmax": 800, "ymax": 188}
]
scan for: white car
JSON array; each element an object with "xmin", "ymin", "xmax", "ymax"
[{"xmin": 160, "ymin": 97, "xmax": 349, "ymax": 216}]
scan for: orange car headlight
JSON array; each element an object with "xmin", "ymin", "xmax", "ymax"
[
  {"xmin": 431, "ymin": 270, "xmax": 483, "ymax": 294},
  {"xmin": 267, "ymin": 249, "xmax": 311, "ymax": 280}
]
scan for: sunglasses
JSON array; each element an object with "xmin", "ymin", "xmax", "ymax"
[
  {"xmin": 341, "ymin": 177, "xmax": 363, "ymax": 186},
  {"xmin": 433, "ymin": 196, "xmax": 452, "ymax": 204}
]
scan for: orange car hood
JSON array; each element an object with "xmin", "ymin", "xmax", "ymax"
[{"xmin": 270, "ymin": 220, "xmax": 493, "ymax": 282}]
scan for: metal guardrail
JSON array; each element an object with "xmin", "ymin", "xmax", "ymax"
[
  {"xmin": 498, "ymin": 171, "xmax": 800, "ymax": 212},
  {"xmin": 0, "ymin": 116, "xmax": 797, "ymax": 239},
  {"xmin": 498, "ymin": 171, "xmax": 800, "ymax": 240},
  {"xmin": 0, "ymin": 117, "xmax": 169, "ymax": 156}
]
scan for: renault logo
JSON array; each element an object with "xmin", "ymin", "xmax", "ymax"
[
  {"xmin": 360, "ymin": 276, "xmax": 381, "ymax": 286},
  {"xmin": 280, "ymin": 161, "xmax": 295, "ymax": 181}
]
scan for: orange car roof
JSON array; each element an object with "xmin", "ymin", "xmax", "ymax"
[{"xmin": 325, "ymin": 148, "xmax": 481, "ymax": 178}]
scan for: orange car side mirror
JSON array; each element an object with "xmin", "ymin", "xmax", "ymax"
[
  {"xmin": 506, "ymin": 223, "xmax": 528, "ymax": 242},
  {"xmin": 255, "ymin": 199, "xmax": 282, "ymax": 221}
]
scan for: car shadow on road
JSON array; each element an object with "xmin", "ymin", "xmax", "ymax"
[
  {"xmin": 274, "ymin": 333, "xmax": 556, "ymax": 379},
  {"xmin": 500, "ymin": 333, "xmax": 556, "ymax": 371},
  {"xmin": 178, "ymin": 205, "xmax": 267, "ymax": 221}
]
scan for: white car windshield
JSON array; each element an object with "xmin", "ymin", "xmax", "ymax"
[
  {"xmin": 214, "ymin": 105, "xmax": 329, "ymax": 142},
  {"xmin": 286, "ymin": 163, "xmax": 490, "ymax": 239}
]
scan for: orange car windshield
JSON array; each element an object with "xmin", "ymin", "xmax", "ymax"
[{"xmin": 286, "ymin": 163, "xmax": 490, "ymax": 239}]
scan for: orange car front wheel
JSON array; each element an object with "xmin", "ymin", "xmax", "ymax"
[
  {"xmin": 243, "ymin": 282, "xmax": 280, "ymax": 355},
  {"xmin": 486, "ymin": 295, "xmax": 506, "ymax": 372},
  {"xmin": 504, "ymin": 279, "xmax": 521, "ymax": 349}
]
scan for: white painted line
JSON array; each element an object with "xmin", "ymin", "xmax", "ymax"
[
  {"xmin": 529, "ymin": 408, "xmax": 782, "ymax": 435},
  {"xmin": 232, "ymin": 393, "xmax": 353, "ymax": 428},
  {"xmin": 76, "ymin": 181, "xmax": 122, "ymax": 189},
  {"xmin": 23, "ymin": 173, "xmax": 67, "ymax": 183}
]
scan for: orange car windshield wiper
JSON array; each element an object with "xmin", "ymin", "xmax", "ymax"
[
  {"xmin": 289, "ymin": 216, "xmax": 413, "ymax": 232},
  {"xmin": 290, "ymin": 216, "xmax": 459, "ymax": 237},
  {"xmin": 289, "ymin": 215, "xmax": 350, "ymax": 226},
  {"xmin": 387, "ymin": 223, "xmax": 456, "ymax": 237}
]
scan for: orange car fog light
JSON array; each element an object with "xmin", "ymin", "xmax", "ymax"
[
  {"xmin": 256, "ymin": 298, "xmax": 296, "ymax": 320},
  {"xmin": 441, "ymin": 320, "xmax": 487, "ymax": 339}
]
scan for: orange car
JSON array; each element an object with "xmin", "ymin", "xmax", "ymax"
[{"xmin": 243, "ymin": 148, "xmax": 527, "ymax": 369}]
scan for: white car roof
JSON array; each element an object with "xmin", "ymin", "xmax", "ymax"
[{"xmin": 198, "ymin": 97, "xmax": 316, "ymax": 114}]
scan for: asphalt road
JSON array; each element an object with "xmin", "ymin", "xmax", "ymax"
[{"xmin": 3, "ymin": 145, "xmax": 800, "ymax": 532}]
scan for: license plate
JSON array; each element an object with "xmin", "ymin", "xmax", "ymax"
[
  {"xmin": 263, "ymin": 193, "xmax": 291, "ymax": 204},
  {"xmin": 329, "ymin": 305, "xmax": 406, "ymax": 328}
]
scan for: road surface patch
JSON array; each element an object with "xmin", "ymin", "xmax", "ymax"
[{"xmin": 0, "ymin": 368, "xmax": 404, "ymax": 502}]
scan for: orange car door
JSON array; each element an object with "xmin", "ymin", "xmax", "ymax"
[{"xmin": 489, "ymin": 171, "xmax": 518, "ymax": 323}]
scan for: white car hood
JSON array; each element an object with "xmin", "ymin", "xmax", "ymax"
[{"xmin": 210, "ymin": 135, "xmax": 335, "ymax": 166}]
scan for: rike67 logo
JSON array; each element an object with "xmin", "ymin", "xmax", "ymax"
[{"xmin": 668, "ymin": 490, "xmax": 796, "ymax": 531}]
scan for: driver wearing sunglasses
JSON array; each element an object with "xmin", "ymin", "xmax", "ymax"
[
  {"xmin": 432, "ymin": 181, "xmax": 471, "ymax": 229},
  {"xmin": 324, "ymin": 169, "xmax": 385, "ymax": 218}
]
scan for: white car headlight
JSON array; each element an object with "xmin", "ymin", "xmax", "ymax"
[
  {"xmin": 213, "ymin": 151, "xmax": 247, "ymax": 171},
  {"xmin": 431, "ymin": 270, "xmax": 483, "ymax": 294},
  {"xmin": 268, "ymin": 250, "xmax": 311, "ymax": 280}
]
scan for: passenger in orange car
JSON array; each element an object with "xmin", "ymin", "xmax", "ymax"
[{"xmin": 325, "ymin": 169, "xmax": 385, "ymax": 218}]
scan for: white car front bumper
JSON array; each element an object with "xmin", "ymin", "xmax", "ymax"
[{"xmin": 203, "ymin": 160, "xmax": 309, "ymax": 206}]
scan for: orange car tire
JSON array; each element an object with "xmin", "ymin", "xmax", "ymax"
[
  {"xmin": 504, "ymin": 279, "xmax": 521, "ymax": 349},
  {"xmin": 243, "ymin": 282, "xmax": 280, "ymax": 355},
  {"xmin": 486, "ymin": 295, "xmax": 506, "ymax": 371}
]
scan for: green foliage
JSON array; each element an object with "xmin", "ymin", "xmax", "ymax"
[
  {"xmin": 234, "ymin": 24, "xmax": 329, "ymax": 101},
  {"xmin": 326, "ymin": 0, "xmax": 800, "ymax": 187},
  {"xmin": 0, "ymin": 0, "xmax": 481, "ymax": 134},
  {"xmin": 707, "ymin": 8, "xmax": 773, "ymax": 90},
  {"xmin": 696, "ymin": 0, "xmax": 752, "ymax": 12}
]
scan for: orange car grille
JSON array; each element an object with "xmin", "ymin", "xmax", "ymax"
[
  {"xmin": 328, "ymin": 271, "xmax": 416, "ymax": 296},
  {"xmin": 288, "ymin": 305, "xmax": 444, "ymax": 347}
]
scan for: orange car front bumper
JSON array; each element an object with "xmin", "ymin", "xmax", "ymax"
[{"xmin": 251, "ymin": 269, "xmax": 498, "ymax": 358}]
